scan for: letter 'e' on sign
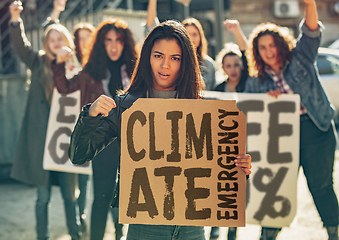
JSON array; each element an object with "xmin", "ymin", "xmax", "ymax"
[
  {"xmin": 43, "ymin": 88, "xmax": 92, "ymax": 174},
  {"xmin": 119, "ymin": 98, "xmax": 247, "ymax": 227}
]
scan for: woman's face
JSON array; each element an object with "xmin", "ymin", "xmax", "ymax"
[
  {"xmin": 185, "ymin": 25, "xmax": 201, "ymax": 50},
  {"xmin": 47, "ymin": 30, "xmax": 67, "ymax": 56},
  {"xmin": 77, "ymin": 29, "xmax": 92, "ymax": 54},
  {"xmin": 222, "ymin": 55, "xmax": 243, "ymax": 83},
  {"xmin": 150, "ymin": 39, "xmax": 182, "ymax": 91},
  {"xmin": 104, "ymin": 29, "xmax": 124, "ymax": 61},
  {"xmin": 257, "ymin": 34, "xmax": 281, "ymax": 70}
]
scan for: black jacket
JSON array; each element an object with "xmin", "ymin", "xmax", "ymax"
[
  {"xmin": 69, "ymin": 86, "xmax": 147, "ymax": 207},
  {"xmin": 69, "ymin": 86, "xmax": 147, "ymax": 165}
]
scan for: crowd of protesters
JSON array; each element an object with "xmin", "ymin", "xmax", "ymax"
[{"xmin": 7, "ymin": 0, "xmax": 338, "ymax": 239}]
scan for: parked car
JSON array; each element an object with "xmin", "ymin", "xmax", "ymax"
[
  {"xmin": 328, "ymin": 39, "xmax": 339, "ymax": 50},
  {"xmin": 317, "ymin": 47, "xmax": 339, "ymax": 123}
]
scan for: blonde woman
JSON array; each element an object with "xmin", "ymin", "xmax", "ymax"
[
  {"xmin": 182, "ymin": 17, "xmax": 216, "ymax": 90},
  {"xmin": 9, "ymin": 1, "xmax": 81, "ymax": 239}
]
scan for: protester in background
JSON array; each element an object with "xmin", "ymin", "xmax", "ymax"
[
  {"xmin": 73, "ymin": 22, "xmax": 95, "ymax": 65},
  {"xmin": 52, "ymin": 18, "xmax": 137, "ymax": 240},
  {"xmin": 182, "ymin": 17, "xmax": 216, "ymax": 90},
  {"xmin": 244, "ymin": 0, "xmax": 339, "ymax": 239},
  {"xmin": 42, "ymin": 0, "xmax": 67, "ymax": 28},
  {"xmin": 72, "ymin": 21, "xmax": 96, "ymax": 236},
  {"xmin": 211, "ymin": 19, "xmax": 249, "ymax": 240},
  {"xmin": 214, "ymin": 19, "xmax": 248, "ymax": 94},
  {"xmin": 42, "ymin": 2, "xmax": 94, "ymax": 235},
  {"xmin": 67, "ymin": 20, "xmax": 252, "ymax": 240},
  {"xmin": 9, "ymin": 1, "xmax": 81, "ymax": 239}
]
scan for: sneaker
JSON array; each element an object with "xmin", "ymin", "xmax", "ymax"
[
  {"xmin": 210, "ymin": 227, "xmax": 219, "ymax": 239},
  {"xmin": 227, "ymin": 227, "xmax": 237, "ymax": 240},
  {"xmin": 80, "ymin": 215, "xmax": 87, "ymax": 236},
  {"xmin": 259, "ymin": 227, "xmax": 281, "ymax": 240},
  {"xmin": 326, "ymin": 226, "xmax": 338, "ymax": 240}
]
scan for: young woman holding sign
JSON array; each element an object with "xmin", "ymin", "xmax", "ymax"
[
  {"xmin": 73, "ymin": 22, "xmax": 96, "ymax": 66},
  {"xmin": 67, "ymin": 20, "xmax": 252, "ymax": 240},
  {"xmin": 9, "ymin": 1, "xmax": 81, "ymax": 239},
  {"xmin": 52, "ymin": 18, "xmax": 137, "ymax": 240},
  {"xmin": 244, "ymin": 0, "xmax": 338, "ymax": 239}
]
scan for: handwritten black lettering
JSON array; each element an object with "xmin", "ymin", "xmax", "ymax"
[
  {"xmin": 267, "ymin": 102, "xmax": 295, "ymax": 164},
  {"xmin": 166, "ymin": 111, "xmax": 183, "ymax": 162},
  {"xmin": 57, "ymin": 96, "xmax": 77, "ymax": 123},
  {"xmin": 185, "ymin": 113, "xmax": 213, "ymax": 160},
  {"xmin": 127, "ymin": 168, "xmax": 158, "ymax": 218},
  {"xmin": 154, "ymin": 166, "xmax": 182, "ymax": 220},
  {"xmin": 237, "ymin": 100, "xmax": 264, "ymax": 162},
  {"xmin": 253, "ymin": 167, "xmax": 291, "ymax": 221},
  {"xmin": 48, "ymin": 127, "xmax": 71, "ymax": 164},
  {"xmin": 149, "ymin": 112, "xmax": 164, "ymax": 160},
  {"xmin": 127, "ymin": 111, "xmax": 146, "ymax": 161},
  {"xmin": 184, "ymin": 168, "xmax": 211, "ymax": 220}
]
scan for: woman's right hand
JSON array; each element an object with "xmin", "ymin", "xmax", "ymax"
[
  {"xmin": 224, "ymin": 19, "xmax": 241, "ymax": 34},
  {"xmin": 54, "ymin": 0, "xmax": 67, "ymax": 12},
  {"xmin": 267, "ymin": 90, "xmax": 281, "ymax": 98},
  {"xmin": 89, "ymin": 95, "xmax": 116, "ymax": 117},
  {"xmin": 9, "ymin": 1, "xmax": 23, "ymax": 22},
  {"xmin": 56, "ymin": 46, "xmax": 73, "ymax": 63}
]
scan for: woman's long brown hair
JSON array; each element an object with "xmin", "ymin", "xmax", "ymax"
[{"xmin": 246, "ymin": 22, "xmax": 296, "ymax": 79}]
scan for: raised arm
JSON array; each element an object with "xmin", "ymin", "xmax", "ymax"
[
  {"xmin": 146, "ymin": 0, "xmax": 158, "ymax": 28},
  {"xmin": 42, "ymin": 0, "xmax": 67, "ymax": 29},
  {"xmin": 224, "ymin": 19, "xmax": 248, "ymax": 51},
  {"xmin": 304, "ymin": 0, "xmax": 318, "ymax": 31},
  {"xmin": 9, "ymin": 0, "xmax": 22, "ymax": 23},
  {"xmin": 50, "ymin": 0, "xmax": 67, "ymax": 22},
  {"xmin": 69, "ymin": 95, "xmax": 117, "ymax": 164},
  {"xmin": 9, "ymin": 1, "xmax": 40, "ymax": 69}
]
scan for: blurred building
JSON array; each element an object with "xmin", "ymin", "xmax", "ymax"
[
  {"xmin": 229, "ymin": 0, "xmax": 339, "ymax": 47},
  {"xmin": 1, "ymin": 0, "xmax": 339, "ymax": 74}
]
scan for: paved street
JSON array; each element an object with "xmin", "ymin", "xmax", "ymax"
[{"xmin": 1, "ymin": 154, "xmax": 338, "ymax": 240}]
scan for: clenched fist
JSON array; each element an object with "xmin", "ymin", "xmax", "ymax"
[
  {"xmin": 89, "ymin": 95, "xmax": 116, "ymax": 117},
  {"xmin": 9, "ymin": 1, "xmax": 23, "ymax": 22}
]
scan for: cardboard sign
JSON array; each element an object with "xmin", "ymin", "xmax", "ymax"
[
  {"xmin": 43, "ymin": 88, "xmax": 92, "ymax": 174},
  {"xmin": 203, "ymin": 91, "xmax": 300, "ymax": 227},
  {"xmin": 120, "ymin": 98, "xmax": 247, "ymax": 227}
]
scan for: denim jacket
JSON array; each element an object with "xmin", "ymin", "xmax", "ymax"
[
  {"xmin": 244, "ymin": 20, "xmax": 335, "ymax": 131},
  {"xmin": 200, "ymin": 55, "xmax": 216, "ymax": 91}
]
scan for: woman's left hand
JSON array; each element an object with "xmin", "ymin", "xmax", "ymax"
[{"xmin": 235, "ymin": 154, "xmax": 252, "ymax": 175}]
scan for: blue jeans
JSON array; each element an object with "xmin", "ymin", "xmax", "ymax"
[
  {"xmin": 126, "ymin": 224, "xmax": 206, "ymax": 240},
  {"xmin": 36, "ymin": 171, "xmax": 80, "ymax": 240},
  {"xmin": 260, "ymin": 115, "xmax": 339, "ymax": 237},
  {"xmin": 300, "ymin": 114, "xmax": 338, "ymax": 226},
  {"xmin": 77, "ymin": 174, "xmax": 90, "ymax": 218}
]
